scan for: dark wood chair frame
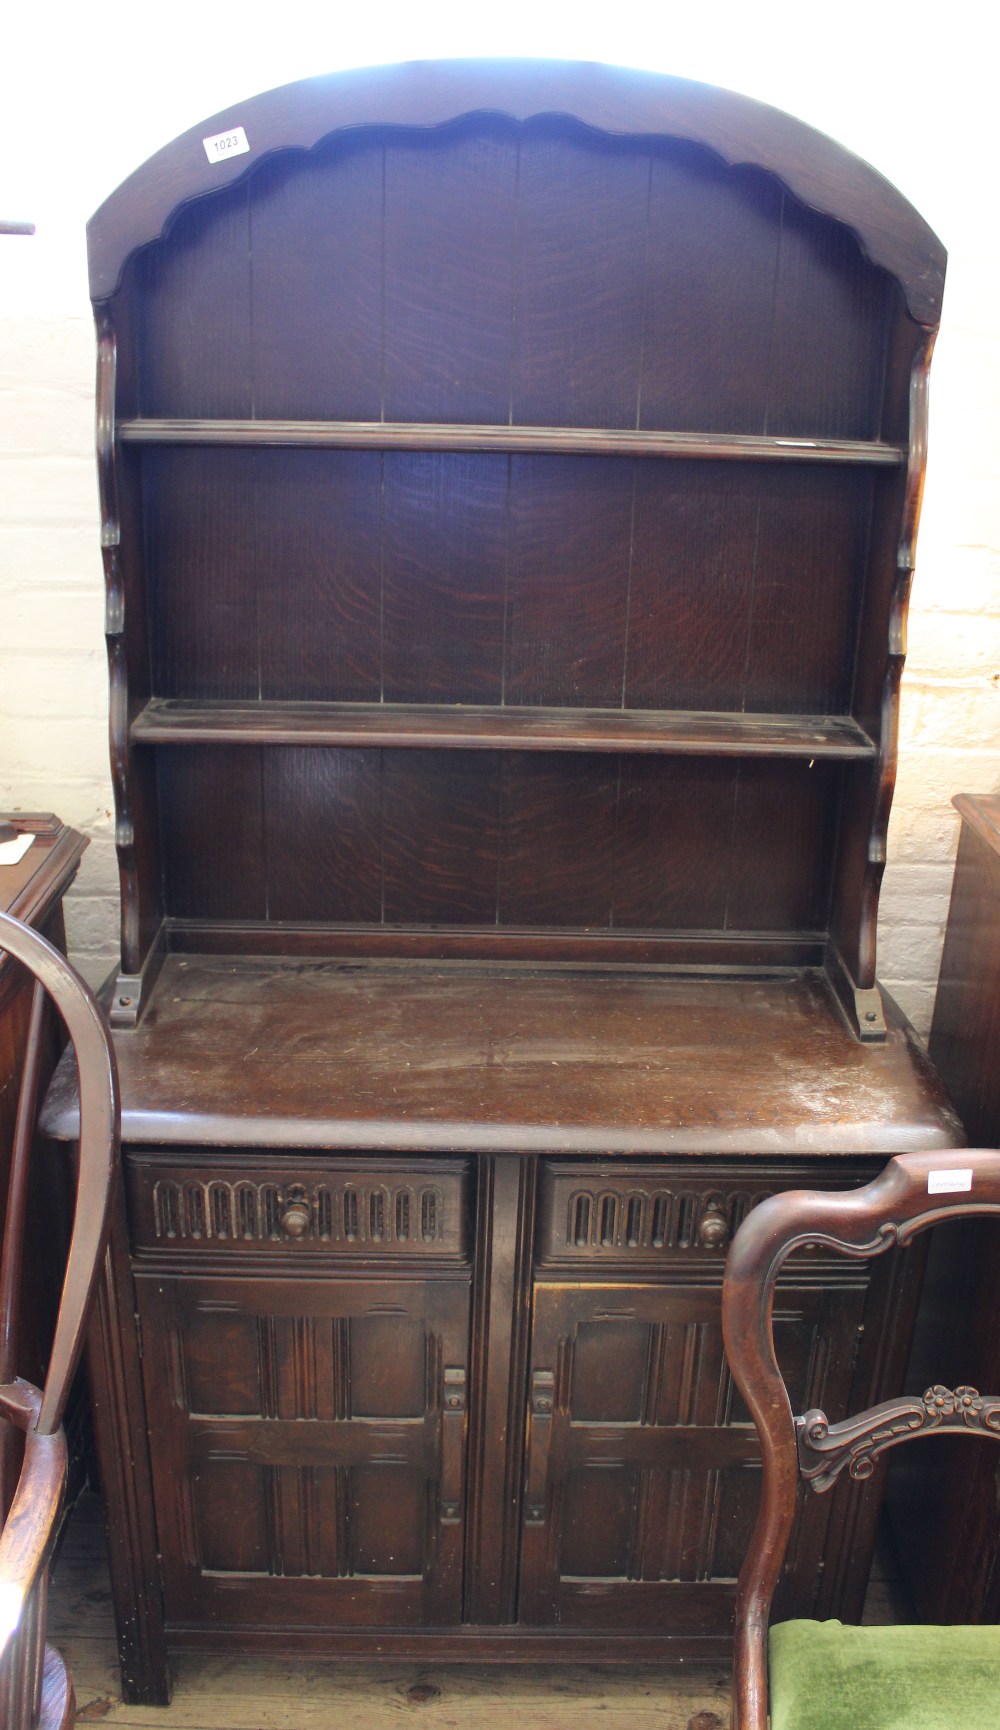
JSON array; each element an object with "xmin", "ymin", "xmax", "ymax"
[
  {"xmin": 0, "ymin": 912, "xmax": 119, "ymax": 1730},
  {"xmin": 722, "ymin": 1147, "xmax": 1000, "ymax": 1730}
]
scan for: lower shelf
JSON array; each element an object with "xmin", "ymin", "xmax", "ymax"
[{"xmin": 131, "ymin": 697, "xmax": 878, "ymax": 759}]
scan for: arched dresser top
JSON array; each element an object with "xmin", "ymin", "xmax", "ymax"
[{"xmin": 88, "ymin": 57, "xmax": 945, "ymax": 324}]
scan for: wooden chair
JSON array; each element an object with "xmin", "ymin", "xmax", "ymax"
[
  {"xmin": 0, "ymin": 912, "xmax": 118, "ymax": 1730},
  {"xmin": 722, "ymin": 1148, "xmax": 1000, "ymax": 1730}
]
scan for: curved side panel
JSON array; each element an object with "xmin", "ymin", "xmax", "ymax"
[
  {"xmin": 95, "ymin": 310, "xmax": 136, "ymax": 974},
  {"xmin": 95, "ymin": 302, "xmax": 164, "ymax": 1018},
  {"xmin": 855, "ymin": 331, "xmax": 937, "ymax": 990}
]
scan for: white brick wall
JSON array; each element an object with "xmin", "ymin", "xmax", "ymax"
[
  {"xmin": 0, "ymin": 308, "xmax": 118, "ymax": 986},
  {"xmin": 1, "ymin": 17, "xmax": 998, "ymax": 1036}
]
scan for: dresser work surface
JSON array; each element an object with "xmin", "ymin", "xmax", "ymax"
[{"xmin": 46, "ymin": 956, "xmax": 955, "ymax": 1153}]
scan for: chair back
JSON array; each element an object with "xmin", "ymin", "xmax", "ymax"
[
  {"xmin": 0, "ymin": 910, "xmax": 119, "ymax": 1730},
  {"xmin": 722, "ymin": 1148, "xmax": 1000, "ymax": 1730}
]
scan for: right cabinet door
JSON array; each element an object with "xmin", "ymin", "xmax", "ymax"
[{"xmin": 518, "ymin": 1162, "xmax": 875, "ymax": 1634}]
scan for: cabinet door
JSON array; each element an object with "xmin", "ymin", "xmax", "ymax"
[
  {"xmin": 518, "ymin": 1279, "xmax": 864, "ymax": 1632},
  {"xmin": 136, "ymin": 1272, "xmax": 469, "ymax": 1629}
]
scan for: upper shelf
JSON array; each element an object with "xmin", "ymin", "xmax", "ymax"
[
  {"xmin": 117, "ymin": 419, "xmax": 906, "ymax": 465},
  {"xmin": 132, "ymin": 699, "xmax": 877, "ymax": 759}
]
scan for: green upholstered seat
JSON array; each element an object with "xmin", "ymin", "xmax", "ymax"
[{"xmin": 769, "ymin": 1619, "xmax": 1000, "ymax": 1730}]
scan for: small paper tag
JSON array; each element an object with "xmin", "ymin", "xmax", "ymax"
[
  {"xmin": 203, "ymin": 125, "xmax": 250, "ymax": 165},
  {"xmin": 928, "ymin": 1168, "xmax": 973, "ymax": 1195},
  {"xmin": 0, "ymin": 832, "xmax": 34, "ymax": 866}
]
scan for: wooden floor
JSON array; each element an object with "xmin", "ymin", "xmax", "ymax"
[
  {"xmin": 50, "ymin": 1497, "xmax": 734, "ymax": 1729},
  {"xmin": 50, "ymin": 1493, "xmax": 907, "ymax": 1728}
]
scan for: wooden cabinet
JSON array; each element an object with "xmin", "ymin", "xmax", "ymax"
[
  {"xmin": 41, "ymin": 60, "xmax": 961, "ymax": 1702},
  {"xmin": 81, "ymin": 1137, "xmax": 930, "ymax": 1685}
]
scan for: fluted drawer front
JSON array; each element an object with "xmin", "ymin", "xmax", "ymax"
[
  {"xmin": 536, "ymin": 1158, "xmax": 877, "ymax": 1271},
  {"xmin": 126, "ymin": 1150, "xmax": 471, "ymax": 1262}
]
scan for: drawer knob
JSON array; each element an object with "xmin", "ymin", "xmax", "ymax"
[
  {"xmin": 280, "ymin": 1200, "xmax": 312, "ymax": 1238},
  {"xmin": 697, "ymin": 1204, "xmax": 730, "ymax": 1251}
]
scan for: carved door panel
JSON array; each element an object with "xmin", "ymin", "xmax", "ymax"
[
  {"xmin": 135, "ymin": 1272, "xmax": 470, "ymax": 1629},
  {"xmin": 518, "ymin": 1278, "xmax": 865, "ymax": 1632}
]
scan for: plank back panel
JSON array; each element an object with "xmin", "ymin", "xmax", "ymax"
[
  {"xmin": 145, "ymin": 447, "xmax": 260, "ymax": 701},
  {"xmin": 382, "ymin": 453, "xmax": 508, "ymax": 704},
  {"xmin": 262, "ymin": 748, "xmax": 382, "ymax": 924},
  {"xmin": 504, "ymin": 457, "xmax": 634, "ymax": 708},
  {"xmin": 382, "ymin": 749, "xmax": 502, "ymax": 925},
  {"xmin": 511, "ymin": 127, "xmax": 649, "ymax": 428},
  {"xmin": 613, "ymin": 758, "xmax": 737, "ymax": 930},
  {"xmin": 743, "ymin": 466, "xmax": 873, "ymax": 714},
  {"xmin": 626, "ymin": 464, "xmax": 761, "ymax": 712},
  {"xmin": 137, "ymin": 189, "xmax": 253, "ymax": 418},
  {"xmin": 157, "ymin": 744, "xmax": 265, "ymax": 921},
  {"xmin": 383, "ymin": 123, "xmax": 519, "ymax": 424},
  {"xmin": 497, "ymin": 755, "xmax": 621, "ymax": 927},
  {"xmin": 143, "ymin": 448, "xmax": 872, "ymax": 718},
  {"xmin": 727, "ymin": 760, "xmax": 840, "ymax": 931},
  {"xmin": 257, "ymin": 449, "xmax": 383, "ymax": 702},
  {"xmin": 248, "ymin": 143, "xmax": 383, "ymax": 421},
  {"xmin": 152, "ymin": 746, "xmax": 839, "ymax": 937},
  {"xmin": 640, "ymin": 150, "xmax": 782, "ymax": 434},
  {"xmin": 767, "ymin": 199, "xmax": 891, "ymax": 440}
]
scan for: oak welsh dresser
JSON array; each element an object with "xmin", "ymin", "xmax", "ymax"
[{"xmin": 42, "ymin": 62, "xmax": 959, "ymax": 1703}]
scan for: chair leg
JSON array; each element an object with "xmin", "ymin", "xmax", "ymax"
[
  {"xmin": 37, "ymin": 1647, "xmax": 74, "ymax": 1730},
  {"xmin": 1, "ymin": 1585, "xmax": 44, "ymax": 1730},
  {"xmin": 0, "ymin": 1575, "xmax": 74, "ymax": 1730}
]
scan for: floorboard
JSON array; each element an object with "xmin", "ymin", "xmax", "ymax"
[{"xmin": 50, "ymin": 1497, "xmax": 733, "ymax": 1729}]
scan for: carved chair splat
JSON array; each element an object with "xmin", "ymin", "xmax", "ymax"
[
  {"xmin": 0, "ymin": 912, "xmax": 119, "ymax": 1730},
  {"xmin": 722, "ymin": 1147, "xmax": 1000, "ymax": 1730}
]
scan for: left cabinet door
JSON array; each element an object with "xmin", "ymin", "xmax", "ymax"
[{"xmin": 134, "ymin": 1268, "xmax": 471, "ymax": 1631}]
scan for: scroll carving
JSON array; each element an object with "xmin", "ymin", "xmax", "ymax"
[{"xmin": 797, "ymin": 1384, "xmax": 1000, "ymax": 1492}]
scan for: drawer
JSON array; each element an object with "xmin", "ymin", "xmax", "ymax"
[
  {"xmin": 125, "ymin": 1150, "xmax": 471, "ymax": 1263},
  {"xmin": 536, "ymin": 1158, "xmax": 880, "ymax": 1271}
]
